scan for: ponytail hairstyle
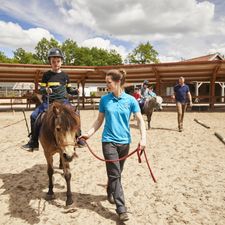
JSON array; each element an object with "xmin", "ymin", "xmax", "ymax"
[{"xmin": 106, "ymin": 69, "xmax": 126, "ymax": 87}]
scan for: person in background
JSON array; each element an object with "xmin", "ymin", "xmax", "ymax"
[
  {"xmin": 148, "ymin": 85, "xmax": 156, "ymax": 97},
  {"xmin": 140, "ymin": 80, "xmax": 150, "ymax": 98},
  {"xmin": 132, "ymin": 87, "xmax": 141, "ymax": 120},
  {"xmin": 139, "ymin": 80, "xmax": 156, "ymax": 112},
  {"xmin": 172, "ymin": 77, "xmax": 193, "ymax": 132},
  {"xmin": 22, "ymin": 48, "xmax": 85, "ymax": 151},
  {"xmin": 79, "ymin": 69, "xmax": 146, "ymax": 222},
  {"xmin": 133, "ymin": 87, "xmax": 141, "ymax": 101}
]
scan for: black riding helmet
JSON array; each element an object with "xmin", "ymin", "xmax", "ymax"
[{"xmin": 48, "ymin": 48, "xmax": 64, "ymax": 60}]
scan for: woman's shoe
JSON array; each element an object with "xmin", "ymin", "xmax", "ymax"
[{"xmin": 119, "ymin": 212, "xmax": 129, "ymax": 221}]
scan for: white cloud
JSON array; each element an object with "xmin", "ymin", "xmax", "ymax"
[
  {"xmin": 0, "ymin": 0, "xmax": 225, "ymax": 61},
  {"xmin": 209, "ymin": 43, "xmax": 225, "ymax": 56},
  {"xmin": 0, "ymin": 21, "xmax": 54, "ymax": 51},
  {"xmin": 0, "ymin": 0, "xmax": 216, "ymax": 41},
  {"xmin": 81, "ymin": 37, "xmax": 128, "ymax": 60},
  {"xmin": 82, "ymin": 0, "xmax": 215, "ymax": 37}
]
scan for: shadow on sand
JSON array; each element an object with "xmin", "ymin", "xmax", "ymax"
[
  {"xmin": 150, "ymin": 127, "xmax": 178, "ymax": 132},
  {"xmin": 0, "ymin": 164, "xmax": 125, "ymax": 225},
  {"xmin": 130, "ymin": 123, "xmax": 177, "ymax": 132}
]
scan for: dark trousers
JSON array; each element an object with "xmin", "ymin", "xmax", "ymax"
[{"xmin": 102, "ymin": 142, "xmax": 129, "ymax": 214}]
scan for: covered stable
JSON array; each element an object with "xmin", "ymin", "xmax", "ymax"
[{"xmin": 0, "ymin": 60, "xmax": 225, "ymax": 109}]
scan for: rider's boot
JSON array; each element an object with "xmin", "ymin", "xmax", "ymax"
[{"xmin": 22, "ymin": 117, "xmax": 39, "ymax": 151}]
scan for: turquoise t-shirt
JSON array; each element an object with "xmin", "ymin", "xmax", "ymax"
[{"xmin": 99, "ymin": 92, "xmax": 140, "ymax": 144}]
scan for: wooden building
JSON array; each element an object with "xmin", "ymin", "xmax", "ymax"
[{"xmin": 0, "ymin": 58, "xmax": 225, "ymax": 109}]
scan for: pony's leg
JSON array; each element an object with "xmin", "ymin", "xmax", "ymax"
[
  {"xmin": 59, "ymin": 157, "xmax": 63, "ymax": 169},
  {"xmin": 63, "ymin": 161, "xmax": 73, "ymax": 206},
  {"xmin": 147, "ymin": 112, "xmax": 153, "ymax": 129},
  {"xmin": 45, "ymin": 155, "xmax": 55, "ymax": 200}
]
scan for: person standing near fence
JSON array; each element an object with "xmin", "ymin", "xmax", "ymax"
[
  {"xmin": 172, "ymin": 77, "xmax": 193, "ymax": 132},
  {"xmin": 79, "ymin": 69, "xmax": 146, "ymax": 222}
]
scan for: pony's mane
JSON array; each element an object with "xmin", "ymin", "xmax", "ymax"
[{"xmin": 42, "ymin": 102, "xmax": 80, "ymax": 137}]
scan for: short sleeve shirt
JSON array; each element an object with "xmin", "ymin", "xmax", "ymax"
[
  {"xmin": 174, "ymin": 84, "xmax": 190, "ymax": 103},
  {"xmin": 99, "ymin": 92, "xmax": 140, "ymax": 144}
]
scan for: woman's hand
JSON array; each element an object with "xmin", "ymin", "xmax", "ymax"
[
  {"xmin": 46, "ymin": 87, "xmax": 52, "ymax": 94},
  {"xmin": 78, "ymin": 133, "xmax": 90, "ymax": 141},
  {"xmin": 139, "ymin": 140, "xmax": 146, "ymax": 150},
  {"xmin": 135, "ymin": 112, "xmax": 147, "ymax": 150}
]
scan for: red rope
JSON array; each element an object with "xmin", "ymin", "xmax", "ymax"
[{"xmin": 83, "ymin": 140, "xmax": 157, "ymax": 183}]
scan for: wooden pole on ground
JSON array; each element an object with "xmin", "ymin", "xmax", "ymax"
[
  {"xmin": 214, "ymin": 132, "xmax": 225, "ymax": 145},
  {"xmin": 194, "ymin": 118, "xmax": 210, "ymax": 129}
]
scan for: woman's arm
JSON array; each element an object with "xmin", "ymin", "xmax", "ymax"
[
  {"xmin": 134, "ymin": 112, "xmax": 147, "ymax": 148},
  {"xmin": 80, "ymin": 112, "xmax": 105, "ymax": 139}
]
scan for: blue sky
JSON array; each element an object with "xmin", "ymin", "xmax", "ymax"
[{"xmin": 0, "ymin": 0, "xmax": 225, "ymax": 62}]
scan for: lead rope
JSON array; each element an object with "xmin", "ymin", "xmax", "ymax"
[{"xmin": 82, "ymin": 139, "xmax": 157, "ymax": 183}]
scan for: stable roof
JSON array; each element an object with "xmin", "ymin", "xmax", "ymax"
[
  {"xmin": 185, "ymin": 53, "xmax": 224, "ymax": 62},
  {"xmin": 0, "ymin": 60, "xmax": 224, "ymax": 84},
  {"xmin": 0, "ymin": 60, "xmax": 224, "ymax": 109}
]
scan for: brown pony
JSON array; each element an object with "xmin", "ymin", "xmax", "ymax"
[
  {"xmin": 142, "ymin": 96, "xmax": 163, "ymax": 129},
  {"xmin": 39, "ymin": 101, "xmax": 80, "ymax": 206}
]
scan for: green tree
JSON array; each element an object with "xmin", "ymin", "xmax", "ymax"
[
  {"xmin": 75, "ymin": 47, "xmax": 94, "ymax": 66},
  {"xmin": 13, "ymin": 48, "xmax": 42, "ymax": 64},
  {"xmin": 0, "ymin": 38, "xmax": 123, "ymax": 66},
  {"xmin": 35, "ymin": 38, "xmax": 59, "ymax": 64},
  {"xmin": 107, "ymin": 49, "xmax": 123, "ymax": 65},
  {"xmin": 61, "ymin": 39, "xmax": 78, "ymax": 65},
  {"xmin": 73, "ymin": 47, "xmax": 122, "ymax": 66},
  {"xmin": 90, "ymin": 47, "xmax": 107, "ymax": 66},
  {"xmin": 0, "ymin": 51, "xmax": 13, "ymax": 63},
  {"xmin": 126, "ymin": 42, "xmax": 159, "ymax": 64}
]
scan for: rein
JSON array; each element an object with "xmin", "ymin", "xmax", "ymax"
[
  {"xmin": 53, "ymin": 136, "xmax": 157, "ymax": 183},
  {"xmin": 83, "ymin": 139, "xmax": 157, "ymax": 183}
]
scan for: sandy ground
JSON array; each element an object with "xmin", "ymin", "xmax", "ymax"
[{"xmin": 0, "ymin": 109, "xmax": 225, "ymax": 225}]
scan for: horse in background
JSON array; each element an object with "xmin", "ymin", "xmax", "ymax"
[
  {"xmin": 142, "ymin": 96, "xmax": 163, "ymax": 129},
  {"xmin": 39, "ymin": 101, "xmax": 80, "ymax": 206}
]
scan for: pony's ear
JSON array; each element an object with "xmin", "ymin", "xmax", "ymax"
[{"xmin": 53, "ymin": 105, "xmax": 60, "ymax": 116}]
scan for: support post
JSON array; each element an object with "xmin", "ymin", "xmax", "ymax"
[
  {"xmin": 218, "ymin": 82, "xmax": 225, "ymax": 103},
  {"xmin": 34, "ymin": 70, "xmax": 40, "ymax": 93},
  {"xmin": 81, "ymin": 79, "xmax": 85, "ymax": 109},
  {"xmin": 34, "ymin": 70, "xmax": 41, "ymax": 107},
  {"xmin": 152, "ymin": 66, "xmax": 161, "ymax": 95},
  {"xmin": 210, "ymin": 63, "xmax": 221, "ymax": 110},
  {"xmin": 195, "ymin": 82, "xmax": 203, "ymax": 102}
]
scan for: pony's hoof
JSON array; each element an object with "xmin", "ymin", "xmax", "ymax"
[
  {"xmin": 66, "ymin": 198, "xmax": 73, "ymax": 206},
  {"xmin": 45, "ymin": 193, "xmax": 55, "ymax": 201}
]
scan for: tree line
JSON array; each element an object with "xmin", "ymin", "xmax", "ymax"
[{"xmin": 0, "ymin": 38, "xmax": 159, "ymax": 65}]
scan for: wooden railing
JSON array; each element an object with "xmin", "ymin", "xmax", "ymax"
[
  {"xmin": 161, "ymin": 95, "xmax": 225, "ymax": 104},
  {"xmin": 0, "ymin": 95, "xmax": 224, "ymax": 110},
  {"xmin": 0, "ymin": 96, "xmax": 36, "ymax": 109}
]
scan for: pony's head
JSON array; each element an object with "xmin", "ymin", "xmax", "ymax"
[
  {"xmin": 145, "ymin": 96, "xmax": 163, "ymax": 111},
  {"xmin": 44, "ymin": 101, "xmax": 80, "ymax": 162},
  {"xmin": 155, "ymin": 96, "xmax": 163, "ymax": 111}
]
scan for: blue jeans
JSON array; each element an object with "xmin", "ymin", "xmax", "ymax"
[
  {"xmin": 31, "ymin": 99, "xmax": 70, "ymax": 120},
  {"xmin": 138, "ymin": 98, "xmax": 145, "ymax": 113}
]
